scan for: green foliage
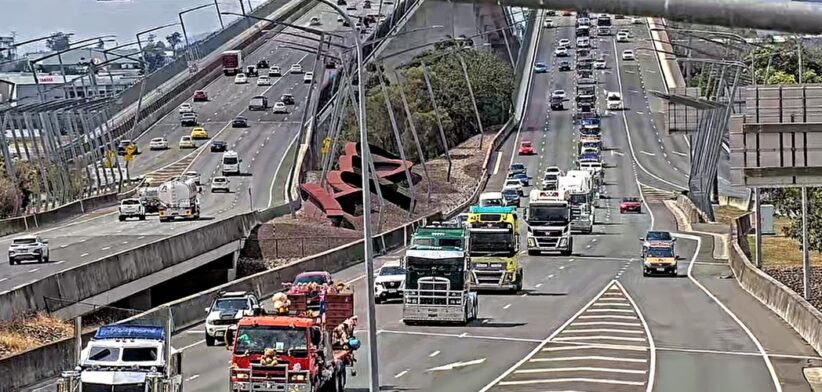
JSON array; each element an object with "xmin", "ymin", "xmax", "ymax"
[
  {"xmin": 340, "ymin": 48, "xmax": 514, "ymax": 162},
  {"xmin": 767, "ymin": 188, "xmax": 822, "ymax": 252},
  {"xmin": 46, "ymin": 32, "xmax": 71, "ymax": 52},
  {"xmin": 766, "ymin": 70, "xmax": 796, "ymax": 85},
  {"xmin": 141, "ymin": 34, "xmax": 168, "ymax": 73}
]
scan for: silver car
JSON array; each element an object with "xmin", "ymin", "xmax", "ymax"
[{"xmin": 8, "ymin": 236, "xmax": 49, "ymax": 265}]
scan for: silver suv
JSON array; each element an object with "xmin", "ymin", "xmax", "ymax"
[{"xmin": 8, "ymin": 236, "xmax": 49, "ymax": 265}]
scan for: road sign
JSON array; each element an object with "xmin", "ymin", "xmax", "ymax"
[
  {"xmin": 321, "ymin": 137, "xmax": 331, "ymax": 154},
  {"xmin": 124, "ymin": 154, "xmax": 134, "ymax": 162},
  {"xmin": 125, "ymin": 145, "xmax": 136, "ymax": 155},
  {"xmin": 103, "ymin": 158, "xmax": 111, "ymax": 168}
]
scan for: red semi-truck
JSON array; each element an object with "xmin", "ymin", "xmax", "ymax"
[
  {"xmin": 227, "ymin": 285, "xmax": 357, "ymax": 392},
  {"xmin": 222, "ymin": 50, "xmax": 243, "ymax": 76}
]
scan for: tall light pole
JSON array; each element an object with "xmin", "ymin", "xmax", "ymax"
[{"xmin": 179, "ymin": 3, "xmax": 222, "ymax": 56}]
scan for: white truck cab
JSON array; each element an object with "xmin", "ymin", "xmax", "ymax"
[
  {"xmin": 118, "ymin": 198, "xmax": 146, "ymax": 221},
  {"xmin": 479, "ymin": 192, "xmax": 505, "ymax": 207}
]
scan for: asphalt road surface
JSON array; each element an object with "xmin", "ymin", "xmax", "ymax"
[{"xmin": 0, "ymin": 0, "xmax": 394, "ymax": 293}]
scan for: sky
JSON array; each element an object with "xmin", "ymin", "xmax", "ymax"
[{"xmin": 1, "ymin": 0, "xmax": 268, "ymax": 52}]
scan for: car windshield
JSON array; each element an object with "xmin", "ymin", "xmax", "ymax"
[
  {"xmin": 152, "ymin": 138, "xmax": 163, "ymax": 142},
  {"xmin": 647, "ymin": 247, "xmax": 674, "ymax": 258},
  {"xmin": 380, "ymin": 266, "xmax": 405, "ymax": 276},
  {"xmin": 12, "ymin": 238, "xmax": 36, "ymax": 245},
  {"xmin": 503, "ymin": 188, "xmax": 518, "ymax": 197},
  {"xmin": 223, "ymin": 157, "xmax": 239, "ymax": 165},
  {"xmin": 214, "ymin": 178, "xmax": 227, "ymax": 183},
  {"xmin": 623, "ymin": 197, "xmax": 639, "ymax": 202},
  {"xmin": 522, "ymin": 142, "xmax": 531, "ymax": 147},
  {"xmin": 646, "ymin": 231, "xmax": 672, "ymax": 241},
  {"xmin": 182, "ymin": 137, "xmax": 191, "ymax": 141},
  {"xmin": 212, "ymin": 298, "xmax": 249, "ymax": 313},
  {"xmin": 122, "ymin": 200, "xmax": 140, "ymax": 205},
  {"xmin": 234, "ymin": 326, "xmax": 306, "ymax": 355},
  {"xmin": 505, "ymin": 180, "xmax": 520, "ymax": 187},
  {"xmin": 294, "ymin": 274, "xmax": 328, "ymax": 285}
]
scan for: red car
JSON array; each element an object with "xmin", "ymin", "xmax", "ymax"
[
  {"xmin": 192, "ymin": 90, "xmax": 208, "ymax": 102},
  {"xmin": 620, "ymin": 197, "xmax": 642, "ymax": 213},
  {"xmin": 518, "ymin": 140, "xmax": 535, "ymax": 155}
]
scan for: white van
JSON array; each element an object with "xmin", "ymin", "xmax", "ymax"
[
  {"xmin": 576, "ymin": 36, "xmax": 590, "ymax": 48},
  {"xmin": 479, "ymin": 192, "xmax": 505, "ymax": 207},
  {"xmin": 221, "ymin": 150, "xmax": 241, "ymax": 175}
]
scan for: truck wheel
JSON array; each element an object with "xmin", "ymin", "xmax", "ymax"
[
  {"xmin": 9, "ymin": 258, "xmax": 15, "ymax": 265},
  {"xmin": 139, "ymin": 215, "xmax": 146, "ymax": 221},
  {"xmin": 204, "ymin": 333, "xmax": 215, "ymax": 346},
  {"xmin": 515, "ymin": 269, "xmax": 523, "ymax": 292},
  {"xmin": 118, "ymin": 216, "xmax": 125, "ymax": 222},
  {"xmin": 527, "ymin": 249, "xmax": 539, "ymax": 256},
  {"xmin": 43, "ymin": 255, "xmax": 49, "ymax": 263}
]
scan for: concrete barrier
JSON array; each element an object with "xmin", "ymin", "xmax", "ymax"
[
  {"xmin": 0, "ymin": 192, "xmax": 121, "ymax": 238},
  {"xmin": 675, "ymin": 194, "xmax": 708, "ymax": 224},
  {"xmin": 729, "ymin": 215, "xmax": 822, "ymax": 356}
]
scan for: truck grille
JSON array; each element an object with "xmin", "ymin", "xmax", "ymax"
[
  {"xmin": 474, "ymin": 271, "xmax": 503, "ymax": 285},
  {"xmin": 535, "ymin": 230, "xmax": 563, "ymax": 237}
]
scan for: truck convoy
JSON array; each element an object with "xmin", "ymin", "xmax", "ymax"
[
  {"xmin": 558, "ymin": 170, "xmax": 596, "ymax": 234},
  {"xmin": 466, "ymin": 206, "xmax": 523, "ymax": 292},
  {"xmin": 227, "ymin": 282, "xmax": 358, "ymax": 392},
  {"xmin": 157, "ymin": 178, "xmax": 201, "ymax": 222},
  {"xmin": 402, "ymin": 224, "xmax": 478, "ymax": 324},
  {"xmin": 525, "ymin": 190, "xmax": 573, "ymax": 255},
  {"xmin": 222, "ymin": 50, "xmax": 243, "ymax": 75},
  {"xmin": 57, "ymin": 324, "xmax": 183, "ymax": 392}
]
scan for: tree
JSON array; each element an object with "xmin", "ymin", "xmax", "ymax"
[
  {"xmin": 46, "ymin": 32, "xmax": 71, "ymax": 52},
  {"xmin": 767, "ymin": 70, "xmax": 796, "ymax": 85},
  {"xmin": 141, "ymin": 40, "xmax": 168, "ymax": 72},
  {"xmin": 166, "ymin": 32, "xmax": 182, "ymax": 53},
  {"xmin": 767, "ymin": 188, "xmax": 822, "ymax": 252}
]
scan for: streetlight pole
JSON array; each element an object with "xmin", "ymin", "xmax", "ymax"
[{"xmin": 179, "ymin": 4, "xmax": 220, "ymax": 58}]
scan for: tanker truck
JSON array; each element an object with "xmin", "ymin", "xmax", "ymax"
[{"xmin": 157, "ymin": 178, "xmax": 201, "ymax": 222}]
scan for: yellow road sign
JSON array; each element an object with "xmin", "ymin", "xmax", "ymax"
[
  {"xmin": 321, "ymin": 137, "xmax": 331, "ymax": 154},
  {"xmin": 103, "ymin": 158, "xmax": 111, "ymax": 168},
  {"xmin": 124, "ymin": 154, "xmax": 134, "ymax": 162}
]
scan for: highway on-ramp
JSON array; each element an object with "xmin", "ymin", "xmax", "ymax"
[{"xmin": 0, "ymin": 0, "xmax": 393, "ymax": 294}]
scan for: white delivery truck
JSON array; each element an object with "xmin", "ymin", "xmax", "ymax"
[
  {"xmin": 157, "ymin": 179, "xmax": 201, "ymax": 222},
  {"xmin": 558, "ymin": 170, "xmax": 596, "ymax": 233},
  {"xmin": 479, "ymin": 192, "xmax": 505, "ymax": 207}
]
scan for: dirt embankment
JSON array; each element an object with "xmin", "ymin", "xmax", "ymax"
[{"xmin": 0, "ymin": 313, "xmax": 74, "ymax": 359}]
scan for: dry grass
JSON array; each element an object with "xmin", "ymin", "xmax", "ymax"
[
  {"xmin": 0, "ymin": 313, "xmax": 74, "ymax": 358},
  {"xmin": 747, "ymin": 216, "xmax": 822, "ymax": 267},
  {"xmin": 713, "ymin": 205, "xmax": 747, "ymax": 226}
]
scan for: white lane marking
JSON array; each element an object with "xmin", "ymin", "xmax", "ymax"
[
  {"xmin": 542, "ymin": 343, "xmax": 648, "ymax": 352},
  {"xmin": 503, "ymin": 304, "xmax": 512, "ymax": 309},
  {"xmin": 28, "ymin": 268, "xmax": 39, "ymax": 273},
  {"xmin": 531, "ymin": 355, "xmax": 647, "ymax": 363},
  {"xmin": 0, "ymin": 278, "xmax": 7, "ymax": 283},
  {"xmin": 559, "ymin": 266, "xmax": 565, "ymax": 270},
  {"xmin": 561, "ymin": 328, "xmax": 645, "ymax": 334},
  {"xmin": 548, "ymin": 274, "xmax": 555, "ymax": 278},
  {"xmin": 500, "ymin": 377, "xmax": 645, "ymax": 386},
  {"xmin": 679, "ymin": 233, "xmax": 783, "ymax": 392},
  {"xmin": 515, "ymin": 366, "xmax": 647, "ymax": 375},
  {"xmin": 479, "ymin": 281, "xmax": 619, "ymax": 392},
  {"xmin": 639, "ymin": 150, "xmax": 655, "ymax": 156},
  {"xmin": 553, "ymin": 335, "xmax": 647, "ymax": 342},
  {"xmin": 427, "ymin": 358, "xmax": 486, "ymax": 372},
  {"xmin": 377, "ymin": 329, "xmax": 541, "ymax": 344},
  {"xmin": 394, "ymin": 370, "xmax": 409, "ymax": 378},
  {"xmin": 80, "ymin": 253, "xmax": 89, "ymax": 257},
  {"xmin": 60, "ymin": 244, "xmax": 68, "ymax": 248},
  {"xmin": 591, "ymin": 302, "xmax": 632, "ymax": 307},
  {"xmin": 585, "ymin": 308, "xmax": 635, "ymax": 313},
  {"xmin": 429, "ymin": 351, "xmax": 441, "ymax": 358},
  {"xmin": 185, "ymin": 375, "xmax": 200, "ymax": 382},
  {"xmin": 572, "ymin": 321, "xmax": 641, "ymax": 327},
  {"xmin": 672, "ymin": 150, "xmax": 688, "ymax": 157},
  {"xmin": 138, "ymin": 236, "xmax": 145, "ymax": 239},
  {"xmin": 578, "ymin": 315, "xmax": 638, "ymax": 320},
  {"xmin": 101, "ymin": 246, "xmax": 111, "ymax": 251},
  {"xmin": 492, "ymin": 152, "xmax": 503, "ymax": 175},
  {"xmin": 179, "ymin": 340, "xmax": 206, "ymax": 352},
  {"xmin": 535, "ymin": 283, "xmax": 543, "ymax": 288}
]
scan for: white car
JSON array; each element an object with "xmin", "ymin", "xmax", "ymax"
[
  {"xmin": 576, "ymin": 37, "xmax": 590, "ymax": 48},
  {"xmin": 551, "ymin": 89, "xmax": 566, "ymax": 100},
  {"xmin": 273, "ymin": 102, "xmax": 288, "ymax": 113},
  {"xmin": 545, "ymin": 166, "xmax": 563, "ymax": 176},
  {"xmin": 607, "ymin": 92, "xmax": 623, "ymax": 110},
  {"xmin": 257, "ymin": 76, "xmax": 271, "ymax": 86},
  {"xmin": 543, "ymin": 19, "xmax": 554, "ymax": 28},
  {"xmin": 149, "ymin": 137, "xmax": 169, "ymax": 150},
  {"xmin": 210, "ymin": 176, "xmax": 230, "ymax": 193},
  {"xmin": 504, "ymin": 178, "xmax": 524, "ymax": 196},
  {"xmin": 304, "ymin": 71, "xmax": 313, "ymax": 83},
  {"xmin": 8, "ymin": 236, "xmax": 49, "ymax": 265},
  {"xmin": 558, "ymin": 38, "xmax": 571, "ymax": 48},
  {"xmin": 118, "ymin": 198, "xmax": 146, "ymax": 221},
  {"xmin": 310, "ymin": 16, "xmax": 320, "ymax": 25},
  {"xmin": 632, "ymin": 17, "xmax": 644, "ymax": 24},
  {"xmin": 576, "ymin": 17, "xmax": 591, "ymax": 26},
  {"xmin": 268, "ymin": 66, "xmax": 281, "ymax": 77},
  {"xmin": 179, "ymin": 135, "xmax": 195, "ymax": 149},
  {"xmin": 290, "ymin": 64, "xmax": 303, "ymax": 74},
  {"xmin": 184, "ymin": 170, "xmax": 201, "ymax": 185},
  {"xmin": 374, "ymin": 261, "xmax": 405, "ymax": 304},
  {"xmin": 178, "ymin": 103, "xmax": 193, "ymax": 114},
  {"xmin": 555, "ymin": 47, "xmax": 569, "ymax": 57},
  {"xmin": 203, "ymin": 291, "xmax": 259, "ymax": 346},
  {"xmin": 622, "ymin": 50, "xmax": 635, "ymax": 60},
  {"xmin": 617, "ymin": 31, "xmax": 630, "ymax": 42},
  {"xmin": 234, "ymin": 73, "xmax": 248, "ymax": 84},
  {"xmin": 594, "ymin": 59, "xmax": 607, "ymax": 69}
]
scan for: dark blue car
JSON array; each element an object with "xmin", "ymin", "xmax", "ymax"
[{"xmin": 534, "ymin": 62, "xmax": 548, "ymax": 73}]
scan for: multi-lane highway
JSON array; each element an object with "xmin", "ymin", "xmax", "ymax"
[
  {"xmin": 131, "ymin": 12, "xmax": 820, "ymax": 392},
  {"xmin": 0, "ymin": 0, "xmax": 393, "ymax": 293}
]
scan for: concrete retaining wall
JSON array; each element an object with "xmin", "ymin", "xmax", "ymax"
[
  {"xmin": 0, "ymin": 193, "xmax": 120, "ymax": 238},
  {"xmin": 675, "ymin": 194, "xmax": 707, "ymax": 224},
  {"xmin": 729, "ymin": 215, "xmax": 822, "ymax": 356}
]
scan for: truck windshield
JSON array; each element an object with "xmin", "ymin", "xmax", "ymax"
[
  {"xmin": 223, "ymin": 157, "xmax": 239, "ymax": 165},
  {"xmin": 213, "ymin": 298, "xmax": 248, "ymax": 313},
  {"xmin": 528, "ymin": 206, "xmax": 569, "ymax": 223},
  {"xmin": 234, "ymin": 326, "xmax": 306, "ymax": 355},
  {"xmin": 569, "ymin": 194, "xmax": 588, "ymax": 205},
  {"xmin": 406, "ymin": 257, "xmax": 465, "ymax": 289},
  {"xmin": 646, "ymin": 247, "xmax": 674, "ymax": 258},
  {"xmin": 468, "ymin": 232, "xmax": 514, "ymax": 255}
]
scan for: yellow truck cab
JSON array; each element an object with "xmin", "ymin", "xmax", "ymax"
[
  {"xmin": 642, "ymin": 241, "xmax": 678, "ymax": 276},
  {"xmin": 465, "ymin": 206, "xmax": 523, "ymax": 292}
]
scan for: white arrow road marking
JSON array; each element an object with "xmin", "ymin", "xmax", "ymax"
[{"xmin": 427, "ymin": 358, "xmax": 487, "ymax": 372}]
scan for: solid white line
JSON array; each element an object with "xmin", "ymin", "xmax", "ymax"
[
  {"xmin": 572, "ymin": 321, "xmax": 641, "ymax": 327},
  {"xmin": 515, "ymin": 366, "xmax": 647, "ymax": 375},
  {"xmin": 591, "ymin": 302, "xmax": 632, "ymax": 307},
  {"xmin": 683, "ymin": 234, "xmax": 782, "ymax": 392},
  {"xmin": 394, "ymin": 370, "xmax": 409, "ymax": 378},
  {"xmin": 531, "ymin": 356, "xmax": 647, "ymax": 363},
  {"xmin": 615, "ymin": 280, "xmax": 657, "ymax": 392},
  {"xmin": 179, "ymin": 339, "xmax": 205, "ymax": 352},
  {"xmin": 562, "ymin": 328, "xmax": 644, "ymax": 334},
  {"xmin": 543, "ymin": 343, "xmax": 649, "ymax": 352},
  {"xmin": 639, "ymin": 151, "xmax": 655, "ymax": 156},
  {"xmin": 499, "ymin": 377, "xmax": 645, "ymax": 387},
  {"xmin": 672, "ymin": 151, "xmax": 688, "ymax": 157},
  {"xmin": 377, "ymin": 329, "xmax": 541, "ymax": 344},
  {"xmin": 0, "ymin": 278, "xmax": 7, "ymax": 283},
  {"xmin": 479, "ymin": 281, "xmax": 619, "ymax": 392},
  {"xmin": 553, "ymin": 336, "xmax": 646, "ymax": 342},
  {"xmin": 492, "ymin": 152, "xmax": 503, "ymax": 175},
  {"xmin": 585, "ymin": 309, "xmax": 635, "ymax": 313}
]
